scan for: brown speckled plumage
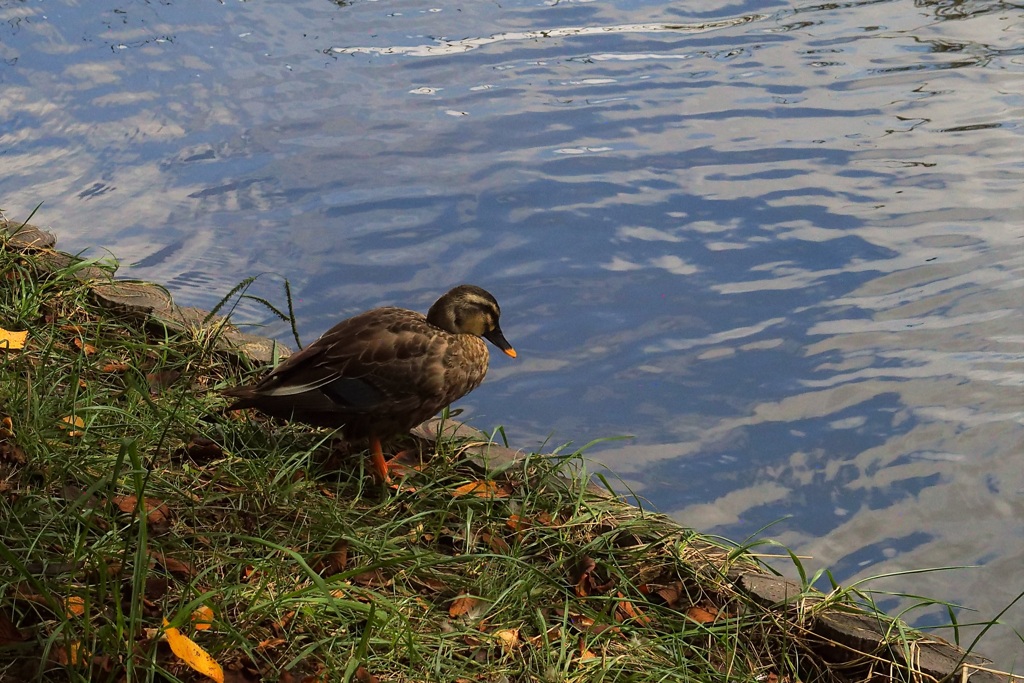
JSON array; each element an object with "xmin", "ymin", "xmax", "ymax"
[{"xmin": 223, "ymin": 285, "xmax": 515, "ymax": 479}]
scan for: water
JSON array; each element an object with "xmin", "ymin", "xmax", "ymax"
[{"xmin": 2, "ymin": 0, "xmax": 1023, "ymax": 667}]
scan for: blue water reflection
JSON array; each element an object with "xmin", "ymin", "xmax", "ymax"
[{"xmin": 2, "ymin": 0, "xmax": 1022, "ymax": 667}]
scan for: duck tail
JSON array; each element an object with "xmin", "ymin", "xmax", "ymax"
[{"xmin": 222, "ymin": 385, "xmax": 258, "ymax": 411}]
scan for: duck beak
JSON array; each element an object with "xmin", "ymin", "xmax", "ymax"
[{"xmin": 484, "ymin": 327, "xmax": 517, "ymax": 358}]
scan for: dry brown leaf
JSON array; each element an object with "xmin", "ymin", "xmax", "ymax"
[
  {"xmin": 112, "ymin": 495, "xmax": 172, "ymax": 530},
  {"xmin": 73, "ymin": 338, "xmax": 97, "ymax": 355},
  {"xmin": 50, "ymin": 640, "xmax": 86, "ymax": 667},
  {"xmin": 0, "ymin": 612, "xmax": 25, "ymax": 645},
  {"xmin": 578, "ymin": 638, "xmax": 597, "ymax": 662},
  {"xmin": 146, "ymin": 369, "xmax": 182, "ymax": 394},
  {"xmin": 150, "ymin": 551, "xmax": 196, "ymax": 578},
  {"xmin": 448, "ymin": 595, "xmax": 481, "ymax": 618},
  {"xmin": 526, "ymin": 625, "xmax": 562, "ymax": 649},
  {"xmin": 0, "ymin": 416, "xmax": 13, "ymax": 439},
  {"xmin": 184, "ymin": 434, "xmax": 224, "ymax": 463},
  {"xmin": 408, "ymin": 574, "xmax": 446, "ymax": 594},
  {"xmin": 145, "ymin": 576, "xmax": 172, "ymax": 604},
  {"xmin": 556, "ymin": 609, "xmax": 619, "ymax": 637},
  {"xmin": 113, "ymin": 494, "xmax": 141, "ymax": 513},
  {"xmin": 686, "ymin": 605, "xmax": 718, "ymax": 624},
  {"xmin": 191, "ymin": 605, "xmax": 214, "ymax": 631},
  {"xmin": 507, "ymin": 511, "xmax": 555, "ymax": 530},
  {"xmin": 460, "ymin": 632, "xmax": 484, "ymax": 647},
  {"xmin": 350, "ymin": 568, "xmax": 389, "ymax": 588},
  {"xmin": 163, "ymin": 619, "xmax": 224, "ymax": 683},
  {"xmin": 574, "ymin": 555, "xmax": 615, "ymax": 596},
  {"xmin": 387, "ymin": 448, "xmax": 427, "ymax": 477},
  {"xmin": 481, "ymin": 530, "xmax": 510, "ymax": 553},
  {"xmin": 11, "ymin": 589, "xmax": 50, "ymax": 609},
  {"xmin": 574, "ymin": 555, "xmax": 596, "ymax": 597},
  {"xmin": 0, "ymin": 328, "xmax": 28, "ymax": 351},
  {"xmin": 354, "ymin": 665, "xmax": 379, "ymax": 683},
  {"xmin": 654, "ymin": 582, "xmax": 684, "ymax": 607},
  {"xmin": 0, "ymin": 441, "xmax": 27, "ymax": 465},
  {"xmin": 256, "ymin": 637, "xmax": 287, "ymax": 651},
  {"xmin": 270, "ymin": 610, "xmax": 296, "ymax": 636},
  {"xmin": 99, "ymin": 361, "xmax": 130, "ymax": 373},
  {"xmin": 312, "ymin": 540, "xmax": 348, "ymax": 577},
  {"xmin": 614, "ymin": 593, "xmax": 652, "ymax": 626}
]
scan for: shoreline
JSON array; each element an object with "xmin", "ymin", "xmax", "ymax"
[{"xmin": 0, "ymin": 217, "xmax": 1012, "ymax": 682}]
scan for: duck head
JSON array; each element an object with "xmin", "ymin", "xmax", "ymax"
[{"xmin": 428, "ymin": 284, "xmax": 517, "ymax": 358}]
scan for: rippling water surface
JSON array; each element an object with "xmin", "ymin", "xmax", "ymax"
[{"xmin": 2, "ymin": 0, "xmax": 1022, "ymax": 666}]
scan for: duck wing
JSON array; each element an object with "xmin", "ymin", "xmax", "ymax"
[{"xmin": 241, "ymin": 308, "xmax": 447, "ymax": 417}]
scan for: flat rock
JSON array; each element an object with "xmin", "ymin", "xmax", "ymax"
[
  {"xmin": 219, "ymin": 328, "xmax": 291, "ymax": 365},
  {"xmin": 897, "ymin": 635, "xmax": 999, "ymax": 683},
  {"xmin": 412, "ymin": 417, "xmax": 522, "ymax": 472},
  {"xmin": 815, "ymin": 610, "xmax": 1001, "ymax": 681},
  {"xmin": 1, "ymin": 222, "xmax": 56, "ymax": 250},
  {"xmin": 152, "ymin": 305, "xmax": 225, "ymax": 335},
  {"xmin": 813, "ymin": 608, "xmax": 894, "ymax": 657},
  {"xmin": 738, "ymin": 573, "xmax": 1007, "ymax": 681},
  {"xmin": 92, "ymin": 280, "xmax": 176, "ymax": 319},
  {"xmin": 411, "ymin": 418, "xmax": 612, "ymax": 499},
  {"xmin": 737, "ymin": 572, "xmax": 810, "ymax": 609}
]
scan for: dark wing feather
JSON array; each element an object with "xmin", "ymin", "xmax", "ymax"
[
  {"xmin": 250, "ymin": 308, "xmax": 435, "ymax": 411},
  {"xmin": 225, "ymin": 307, "xmax": 490, "ymax": 436}
]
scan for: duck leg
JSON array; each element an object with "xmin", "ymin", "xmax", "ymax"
[{"xmin": 369, "ymin": 435, "xmax": 392, "ymax": 484}]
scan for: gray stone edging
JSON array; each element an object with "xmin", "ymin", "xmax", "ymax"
[{"xmin": 2, "ymin": 221, "xmax": 288, "ymax": 366}]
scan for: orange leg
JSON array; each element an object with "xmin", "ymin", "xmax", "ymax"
[{"xmin": 369, "ymin": 435, "xmax": 392, "ymax": 484}]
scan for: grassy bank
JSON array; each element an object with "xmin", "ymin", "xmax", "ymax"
[{"xmin": 0, "ymin": 221, "xmax": 1011, "ymax": 682}]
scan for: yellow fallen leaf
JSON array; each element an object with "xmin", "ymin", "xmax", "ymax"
[
  {"xmin": 452, "ymin": 480, "xmax": 510, "ymax": 498},
  {"xmin": 163, "ymin": 619, "xmax": 224, "ymax": 683},
  {"xmin": 191, "ymin": 605, "xmax": 214, "ymax": 631},
  {"xmin": 494, "ymin": 628, "xmax": 520, "ymax": 652},
  {"xmin": 0, "ymin": 328, "xmax": 27, "ymax": 351},
  {"xmin": 58, "ymin": 415, "xmax": 85, "ymax": 437},
  {"xmin": 65, "ymin": 595, "xmax": 86, "ymax": 617}
]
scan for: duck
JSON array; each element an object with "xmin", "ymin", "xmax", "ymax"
[{"xmin": 223, "ymin": 284, "xmax": 516, "ymax": 482}]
